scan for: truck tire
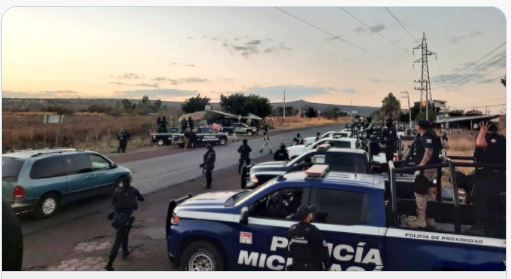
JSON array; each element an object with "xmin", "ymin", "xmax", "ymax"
[
  {"xmin": 157, "ymin": 139, "xmax": 165, "ymax": 146},
  {"xmin": 180, "ymin": 241, "xmax": 225, "ymax": 271},
  {"xmin": 247, "ymin": 131, "xmax": 253, "ymax": 136},
  {"xmin": 33, "ymin": 193, "xmax": 60, "ymax": 218},
  {"xmin": 219, "ymin": 138, "xmax": 227, "ymax": 145}
]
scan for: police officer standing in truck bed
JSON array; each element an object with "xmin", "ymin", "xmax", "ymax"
[
  {"xmin": 287, "ymin": 205, "xmax": 331, "ymax": 271},
  {"xmin": 238, "ymin": 139, "xmax": 252, "ymax": 174}
]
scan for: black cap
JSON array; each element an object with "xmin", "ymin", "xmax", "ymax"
[
  {"xmin": 294, "ymin": 204, "xmax": 314, "ymax": 220},
  {"xmin": 417, "ymin": 120, "xmax": 431, "ymax": 129}
]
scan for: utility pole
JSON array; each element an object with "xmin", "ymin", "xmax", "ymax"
[
  {"xmin": 413, "ymin": 32, "xmax": 436, "ymax": 121},
  {"xmin": 401, "ymin": 91, "xmax": 412, "ymax": 129},
  {"xmin": 283, "ymin": 90, "xmax": 286, "ymax": 122}
]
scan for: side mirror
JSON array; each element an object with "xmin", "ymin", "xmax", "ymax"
[
  {"xmin": 111, "ymin": 163, "xmax": 118, "ymax": 169},
  {"xmin": 240, "ymin": 206, "xmax": 249, "ymax": 224}
]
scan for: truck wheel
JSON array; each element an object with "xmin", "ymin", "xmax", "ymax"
[
  {"xmin": 34, "ymin": 193, "xmax": 60, "ymax": 218},
  {"xmin": 181, "ymin": 241, "xmax": 224, "ymax": 271},
  {"xmin": 157, "ymin": 139, "xmax": 165, "ymax": 146},
  {"xmin": 247, "ymin": 131, "xmax": 253, "ymax": 136},
  {"xmin": 219, "ymin": 138, "xmax": 227, "ymax": 145}
]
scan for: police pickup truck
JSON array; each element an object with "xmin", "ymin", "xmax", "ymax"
[
  {"xmin": 166, "ymin": 161, "xmax": 505, "ymax": 271},
  {"xmin": 151, "ymin": 128, "xmax": 183, "ymax": 146},
  {"xmin": 241, "ymin": 147, "xmax": 370, "ymax": 189},
  {"xmin": 222, "ymin": 123, "xmax": 258, "ymax": 136},
  {"xmin": 176, "ymin": 127, "xmax": 229, "ymax": 148}
]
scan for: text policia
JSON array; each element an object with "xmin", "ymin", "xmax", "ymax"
[{"xmin": 237, "ymin": 236, "xmax": 383, "ymax": 271}]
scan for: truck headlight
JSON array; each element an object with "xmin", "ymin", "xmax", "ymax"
[
  {"xmin": 250, "ymin": 174, "xmax": 259, "ymax": 183},
  {"xmin": 171, "ymin": 213, "xmax": 181, "ymax": 225}
]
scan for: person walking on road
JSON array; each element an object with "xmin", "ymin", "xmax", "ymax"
[
  {"xmin": 287, "ymin": 205, "xmax": 331, "ymax": 271},
  {"xmin": 202, "ymin": 144, "xmax": 216, "ymax": 189},
  {"xmin": 117, "ymin": 129, "xmax": 130, "ymax": 153},
  {"xmin": 238, "ymin": 139, "xmax": 252, "ymax": 174},
  {"xmin": 105, "ymin": 176, "xmax": 144, "ymax": 271},
  {"xmin": 274, "ymin": 143, "xmax": 290, "ymax": 161},
  {"xmin": 259, "ymin": 130, "xmax": 272, "ymax": 154}
]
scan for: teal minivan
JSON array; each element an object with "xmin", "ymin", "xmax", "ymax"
[{"xmin": 2, "ymin": 149, "xmax": 132, "ymax": 218}]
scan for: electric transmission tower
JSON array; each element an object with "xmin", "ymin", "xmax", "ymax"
[{"xmin": 413, "ymin": 32, "xmax": 436, "ymax": 121}]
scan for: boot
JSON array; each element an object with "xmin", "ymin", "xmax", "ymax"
[{"xmin": 105, "ymin": 258, "xmax": 114, "ymax": 271}]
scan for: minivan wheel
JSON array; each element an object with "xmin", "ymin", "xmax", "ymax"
[
  {"xmin": 34, "ymin": 193, "xmax": 59, "ymax": 218},
  {"xmin": 181, "ymin": 241, "xmax": 224, "ymax": 271}
]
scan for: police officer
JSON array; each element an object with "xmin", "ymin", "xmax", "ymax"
[
  {"xmin": 202, "ymin": 144, "xmax": 216, "ymax": 189},
  {"xmin": 381, "ymin": 119, "xmax": 398, "ymax": 162},
  {"xmin": 188, "ymin": 116, "xmax": 195, "ymax": 131},
  {"xmin": 315, "ymin": 132, "xmax": 321, "ymax": 142},
  {"xmin": 471, "ymin": 121, "xmax": 506, "ymax": 236},
  {"xmin": 287, "ymin": 205, "xmax": 331, "ymax": 271},
  {"xmin": 293, "ymin": 133, "xmax": 303, "ymax": 145},
  {"xmin": 238, "ymin": 139, "xmax": 252, "ymax": 174},
  {"xmin": 274, "ymin": 143, "xmax": 290, "ymax": 161},
  {"xmin": 259, "ymin": 130, "xmax": 272, "ymax": 154},
  {"xmin": 105, "ymin": 176, "xmax": 144, "ymax": 271},
  {"xmin": 407, "ymin": 120, "xmax": 441, "ymax": 228}
]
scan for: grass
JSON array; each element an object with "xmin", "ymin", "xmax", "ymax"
[{"xmin": 2, "ymin": 113, "xmax": 347, "ymax": 154}]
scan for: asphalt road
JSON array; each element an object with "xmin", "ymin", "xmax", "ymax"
[{"xmin": 19, "ymin": 124, "xmax": 341, "ymax": 271}]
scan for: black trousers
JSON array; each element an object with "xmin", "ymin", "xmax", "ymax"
[
  {"xmin": 385, "ymin": 143, "xmax": 396, "ymax": 162},
  {"xmin": 239, "ymin": 158, "xmax": 251, "ymax": 174},
  {"xmin": 472, "ymin": 171, "xmax": 505, "ymax": 235},
  {"xmin": 205, "ymin": 168, "xmax": 213, "ymax": 188},
  {"xmin": 109, "ymin": 216, "xmax": 134, "ymax": 262}
]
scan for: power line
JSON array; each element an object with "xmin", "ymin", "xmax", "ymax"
[
  {"xmin": 384, "ymin": 7, "xmax": 420, "ymax": 43},
  {"xmin": 339, "ymin": 7, "xmax": 410, "ymax": 54},
  {"xmin": 275, "ymin": 7, "xmax": 388, "ymax": 60},
  {"xmin": 452, "ymin": 97, "xmax": 506, "ymax": 106}
]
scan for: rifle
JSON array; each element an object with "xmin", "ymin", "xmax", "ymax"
[{"xmin": 200, "ymin": 163, "xmax": 205, "ymax": 176}]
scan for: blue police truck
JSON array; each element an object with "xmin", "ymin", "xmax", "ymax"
[{"xmin": 165, "ymin": 160, "xmax": 506, "ymax": 271}]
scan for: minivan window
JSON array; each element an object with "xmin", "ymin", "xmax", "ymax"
[
  {"xmin": 66, "ymin": 154, "xmax": 92, "ymax": 174},
  {"xmin": 90, "ymin": 154, "xmax": 111, "ymax": 171},
  {"xmin": 2, "ymin": 157, "xmax": 25, "ymax": 181},
  {"xmin": 329, "ymin": 141, "xmax": 351, "ymax": 148},
  {"xmin": 313, "ymin": 188, "xmax": 368, "ymax": 225},
  {"xmin": 30, "ymin": 156, "xmax": 68, "ymax": 179}
]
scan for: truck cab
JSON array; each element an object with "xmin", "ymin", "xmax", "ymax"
[{"xmin": 166, "ymin": 162, "xmax": 505, "ymax": 271}]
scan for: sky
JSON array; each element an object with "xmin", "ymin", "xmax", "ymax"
[{"xmin": 1, "ymin": 7, "xmax": 507, "ymax": 112}]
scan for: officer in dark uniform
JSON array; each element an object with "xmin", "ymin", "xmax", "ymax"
[
  {"xmin": 381, "ymin": 119, "xmax": 398, "ymax": 162},
  {"xmin": 407, "ymin": 120, "xmax": 441, "ymax": 228},
  {"xmin": 274, "ymin": 143, "xmax": 290, "ymax": 161},
  {"xmin": 105, "ymin": 176, "xmax": 144, "ymax": 271},
  {"xmin": 3, "ymin": 199, "xmax": 23, "ymax": 271},
  {"xmin": 471, "ymin": 121, "xmax": 506, "ymax": 236},
  {"xmin": 287, "ymin": 205, "xmax": 331, "ymax": 271},
  {"xmin": 202, "ymin": 144, "xmax": 216, "ymax": 189},
  {"xmin": 237, "ymin": 139, "xmax": 252, "ymax": 174}
]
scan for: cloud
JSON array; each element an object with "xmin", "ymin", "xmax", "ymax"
[
  {"xmin": 369, "ymin": 24, "xmax": 385, "ymax": 33},
  {"xmin": 115, "ymin": 88, "xmax": 197, "ymax": 99},
  {"xmin": 220, "ymin": 37, "xmax": 292, "ymax": 58},
  {"xmin": 369, "ymin": 78, "xmax": 382, "ymax": 83},
  {"xmin": 112, "ymin": 73, "xmax": 142, "ymax": 80},
  {"xmin": 450, "ymin": 30, "xmax": 484, "ymax": 44},
  {"xmin": 433, "ymin": 50, "xmax": 505, "ymax": 88},
  {"xmin": 3, "ymin": 90, "xmax": 82, "ymax": 98},
  {"xmin": 245, "ymin": 85, "xmax": 354, "ymax": 101},
  {"xmin": 149, "ymin": 76, "xmax": 207, "ymax": 85},
  {"xmin": 354, "ymin": 26, "xmax": 366, "ymax": 33},
  {"xmin": 110, "ymin": 81, "xmax": 159, "ymax": 88}
]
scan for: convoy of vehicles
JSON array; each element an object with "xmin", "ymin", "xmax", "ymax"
[
  {"xmin": 166, "ymin": 162, "xmax": 505, "ymax": 271},
  {"xmin": 302, "ymin": 129, "xmax": 352, "ymax": 145},
  {"xmin": 286, "ymin": 138, "xmax": 357, "ymax": 159},
  {"xmin": 2, "ymin": 149, "xmax": 131, "ymax": 218},
  {"xmin": 151, "ymin": 128, "xmax": 183, "ymax": 146},
  {"xmin": 176, "ymin": 127, "xmax": 229, "ymax": 148}
]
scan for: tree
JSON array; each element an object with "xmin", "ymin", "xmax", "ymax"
[
  {"xmin": 380, "ymin": 93, "xmax": 401, "ymax": 120},
  {"xmin": 182, "ymin": 94, "xmax": 210, "ymax": 113},
  {"xmin": 153, "ymin": 99, "xmax": 162, "ymax": 111},
  {"xmin": 45, "ymin": 105, "xmax": 74, "ymax": 115},
  {"xmin": 121, "ymin": 99, "xmax": 133, "ymax": 113},
  {"xmin": 220, "ymin": 93, "xmax": 272, "ymax": 119},
  {"xmin": 305, "ymin": 107, "xmax": 318, "ymax": 118}
]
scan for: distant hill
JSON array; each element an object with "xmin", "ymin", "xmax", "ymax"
[
  {"xmin": 271, "ymin": 100, "xmax": 378, "ymax": 117},
  {"xmin": 2, "ymin": 98, "xmax": 378, "ymax": 116}
]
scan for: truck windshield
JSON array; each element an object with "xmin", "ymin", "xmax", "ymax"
[
  {"xmin": 326, "ymin": 153, "xmax": 368, "ymax": 173},
  {"xmin": 234, "ymin": 179, "xmax": 279, "ymax": 207},
  {"xmin": 2, "ymin": 157, "xmax": 25, "ymax": 182}
]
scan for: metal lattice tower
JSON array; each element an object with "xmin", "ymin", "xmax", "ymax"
[{"xmin": 413, "ymin": 32, "xmax": 436, "ymax": 120}]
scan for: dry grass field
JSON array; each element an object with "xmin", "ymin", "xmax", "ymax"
[{"xmin": 2, "ymin": 112, "xmax": 347, "ymax": 154}]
